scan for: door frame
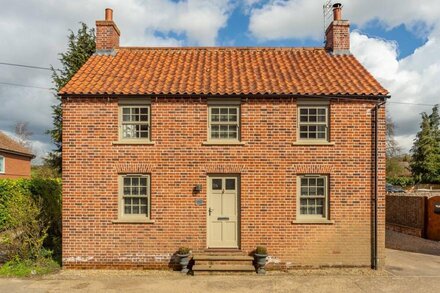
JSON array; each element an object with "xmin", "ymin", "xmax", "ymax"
[{"xmin": 206, "ymin": 174, "xmax": 241, "ymax": 249}]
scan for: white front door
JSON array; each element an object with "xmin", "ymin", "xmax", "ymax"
[{"xmin": 207, "ymin": 176, "xmax": 239, "ymax": 248}]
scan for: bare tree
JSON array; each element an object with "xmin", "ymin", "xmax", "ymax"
[
  {"xmin": 15, "ymin": 121, "xmax": 33, "ymax": 149},
  {"xmin": 386, "ymin": 113, "xmax": 400, "ymax": 158}
]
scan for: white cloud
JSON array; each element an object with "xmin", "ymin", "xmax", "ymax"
[
  {"xmin": 248, "ymin": 0, "xmax": 440, "ymax": 41},
  {"xmin": 0, "ymin": 0, "xmax": 233, "ymax": 163},
  {"xmin": 351, "ymin": 30, "xmax": 440, "ymax": 152}
]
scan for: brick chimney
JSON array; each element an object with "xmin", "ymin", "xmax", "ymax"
[
  {"xmin": 96, "ymin": 8, "xmax": 120, "ymax": 52},
  {"xmin": 325, "ymin": 3, "xmax": 350, "ymax": 55}
]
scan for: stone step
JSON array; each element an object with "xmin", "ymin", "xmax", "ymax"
[
  {"xmin": 193, "ymin": 255, "xmax": 253, "ymax": 261},
  {"xmin": 192, "ymin": 264, "xmax": 256, "ymax": 272}
]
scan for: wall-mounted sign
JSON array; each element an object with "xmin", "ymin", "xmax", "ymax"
[{"xmin": 195, "ymin": 198, "xmax": 204, "ymax": 206}]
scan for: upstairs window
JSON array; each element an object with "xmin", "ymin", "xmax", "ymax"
[
  {"xmin": 0, "ymin": 156, "xmax": 4, "ymax": 173},
  {"xmin": 120, "ymin": 106, "xmax": 150, "ymax": 140},
  {"xmin": 208, "ymin": 106, "xmax": 240, "ymax": 141},
  {"xmin": 298, "ymin": 106, "xmax": 328, "ymax": 141}
]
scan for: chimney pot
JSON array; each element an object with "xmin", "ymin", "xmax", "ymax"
[
  {"xmin": 333, "ymin": 3, "xmax": 342, "ymax": 21},
  {"xmin": 105, "ymin": 8, "xmax": 113, "ymax": 21}
]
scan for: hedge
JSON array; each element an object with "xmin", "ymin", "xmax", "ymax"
[{"xmin": 0, "ymin": 178, "xmax": 62, "ymax": 257}]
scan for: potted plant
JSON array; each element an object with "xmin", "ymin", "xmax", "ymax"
[
  {"xmin": 254, "ymin": 246, "xmax": 268, "ymax": 274},
  {"xmin": 176, "ymin": 247, "xmax": 191, "ymax": 273}
]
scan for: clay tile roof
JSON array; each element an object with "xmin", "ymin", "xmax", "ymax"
[
  {"xmin": 59, "ymin": 47, "xmax": 388, "ymax": 97},
  {"xmin": 0, "ymin": 132, "xmax": 34, "ymax": 157}
]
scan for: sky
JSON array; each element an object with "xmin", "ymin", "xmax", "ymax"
[{"xmin": 0, "ymin": 0, "xmax": 439, "ymax": 164}]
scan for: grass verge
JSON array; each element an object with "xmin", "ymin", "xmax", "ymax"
[{"xmin": 0, "ymin": 258, "xmax": 60, "ymax": 277}]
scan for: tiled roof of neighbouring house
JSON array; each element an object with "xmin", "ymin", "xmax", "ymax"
[
  {"xmin": 0, "ymin": 132, "xmax": 34, "ymax": 157},
  {"xmin": 59, "ymin": 47, "xmax": 388, "ymax": 97}
]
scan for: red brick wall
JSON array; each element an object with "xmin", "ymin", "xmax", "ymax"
[
  {"xmin": 96, "ymin": 21, "xmax": 119, "ymax": 51},
  {"xmin": 325, "ymin": 20, "xmax": 350, "ymax": 53},
  {"xmin": 0, "ymin": 151, "xmax": 32, "ymax": 179},
  {"xmin": 62, "ymin": 97, "xmax": 386, "ymax": 269}
]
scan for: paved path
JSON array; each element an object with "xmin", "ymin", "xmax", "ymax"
[{"xmin": 0, "ymin": 246, "xmax": 438, "ymax": 292}]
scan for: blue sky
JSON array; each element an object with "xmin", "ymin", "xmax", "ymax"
[{"xmin": 0, "ymin": 0, "xmax": 439, "ymax": 162}]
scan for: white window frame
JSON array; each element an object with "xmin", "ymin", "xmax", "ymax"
[
  {"xmin": 297, "ymin": 105, "xmax": 329, "ymax": 142},
  {"xmin": 118, "ymin": 174, "xmax": 151, "ymax": 221},
  {"xmin": 208, "ymin": 105, "xmax": 240, "ymax": 142},
  {"xmin": 118, "ymin": 98, "xmax": 151, "ymax": 142},
  {"xmin": 0, "ymin": 156, "xmax": 4, "ymax": 174},
  {"xmin": 296, "ymin": 175, "xmax": 329, "ymax": 220}
]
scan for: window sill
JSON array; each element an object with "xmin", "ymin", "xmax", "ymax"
[
  {"xmin": 292, "ymin": 141, "xmax": 335, "ymax": 146},
  {"xmin": 291, "ymin": 219, "xmax": 335, "ymax": 224},
  {"xmin": 112, "ymin": 141, "xmax": 155, "ymax": 145},
  {"xmin": 112, "ymin": 219, "xmax": 155, "ymax": 224},
  {"xmin": 202, "ymin": 141, "xmax": 246, "ymax": 146}
]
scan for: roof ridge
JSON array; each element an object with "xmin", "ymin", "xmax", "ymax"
[{"xmin": 118, "ymin": 46, "xmax": 326, "ymax": 51}]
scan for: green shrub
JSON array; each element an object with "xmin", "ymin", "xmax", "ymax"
[
  {"xmin": 177, "ymin": 247, "xmax": 191, "ymax": 255},
  {"xmin": 0, "ymin": 178, "xmax": 61, "ymax": 263},
  {"xmin": 386, "ymin": 176, "xmax": 415, "ymax": 187},
  {"xmin": 0, "ymin": 188, "xmax": 47, "ymax": 260},
  {"xmin": 256, "ymin": 246, "xmax": 267, "ymax": 255}
]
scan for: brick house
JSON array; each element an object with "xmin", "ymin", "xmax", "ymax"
[
  {"xmin": 60, "ymin": 4, "xmax": 388, "ymax": 271},
  {"xmin": 0, "ymin": 132, "xmax": 34, "ymax": 179}
]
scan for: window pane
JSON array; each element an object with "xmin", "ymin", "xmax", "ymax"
[
  {"xmin": 124, "ymin": 177, "xmax": 131, "ymax": 186},
  {"xmin": 229, "ymin": 108, "xmax": 237, "ymax": 115},
  {"xmin": 140, "ymin": 187, "xmax": 147, "ymax": 195},
  {"xmin": 317, "ymin": 178, "xmax": 324, "ymax": 186},
  {"xmin": 309, "ymin": 115, "xmax": 317, "ymax": 122},
  {"xmin": 211, "ymin": 114, "xmax": 220, "ymax": 122},
  {"xmin": 309, "ymin": 178, "xmax": 316, "ymax": 186},
  {"xmin": 124, "ymin": 187, "xmax": 131, "ymax": 195},
  {"xmin": 318, "ymin": 109, "xmax": 326, "ymax": 115},
  {"xmin": 317, "ymin": 187, "xmax": 325, "ymax": 196},
  {"xmin": 225, "ymin": 179, "xmax": 235, "ymax": 190},
  {"xmin": 212, "ymin": 179, "xmax": 222, "ymax": 190},
  {"xmin": 212, "ymin": 108, "xmax": 219, "ymax": 115},
  {"xmin": 132, "ymin": 178, "xmax": 139, "ymax": 185},
  {"xmin": 300, "ymin": 187, "xmax": 308, "ymax": 196},
  {"xmin": 309, "ymin": 109, "xmax": 317, "ymax": 115},
  {"xmin": 300, "ymin": 109, "xmax": 308, "ymax": 115},
  {"xmin": 140, "ymin": 107, "xmax": 148, "ymax": 115},
  {"xmin": 301, "ymin": 178, "xmax": 308, "ymax": 186},
  {"xmin": 220, "ymin": 108, "xmax": 228, "ymax": 114},
  {"xmin": 300, "ymin": 115, "xmax": 308, "ymax": 122},
  {"xmin": 140, "ymin": 178, "xmax": 147, "ymax": 186}
]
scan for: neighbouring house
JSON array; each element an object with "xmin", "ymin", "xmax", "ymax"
[
  {"xmin": 60, "ymin": 4, "xmax": 388, "ymax": 271},
  {"xmin": 0, "ymin": 132, "xmax": 34, "ymax": 179}
]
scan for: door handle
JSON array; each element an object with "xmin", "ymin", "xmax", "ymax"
[{"xmin": 208, "ymin": 207, "xmax": 213, "ymax": 216}]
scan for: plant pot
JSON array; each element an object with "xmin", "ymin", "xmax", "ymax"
[
  {"xmin": 177, "ymin": 253, "xmax": 191, "ymax": 274},
  {"xmin": 254, "ymin": 253, "xmax": 267, "ymax": 274}
]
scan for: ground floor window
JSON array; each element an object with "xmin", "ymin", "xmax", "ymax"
[
  {"xmin": 119, "ymin": 174, "xmax": 150, "ymax": 220},
  {"xmin": 297, "ymin": 175, "xmax": 328, "ymax": 219}
]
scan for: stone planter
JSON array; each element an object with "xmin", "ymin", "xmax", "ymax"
[
  {"xmin": 177, "ymin": 253, "xmax": 191, "ymax": 274},
  {"xmin": 254, "ymin": 253, "xmax": 267, "ymax": 274}
]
